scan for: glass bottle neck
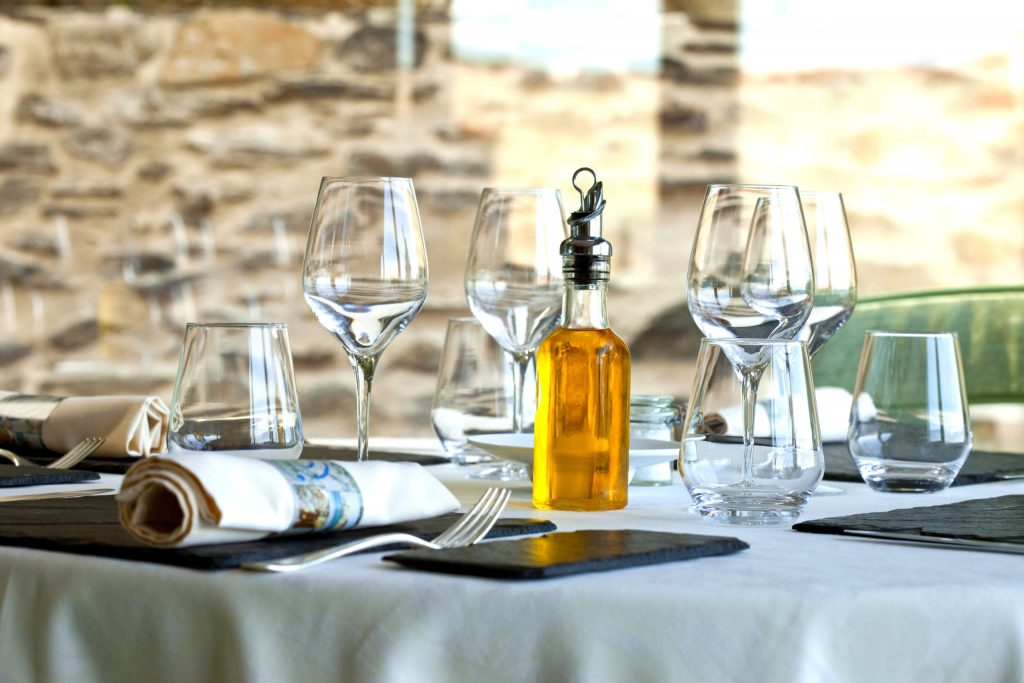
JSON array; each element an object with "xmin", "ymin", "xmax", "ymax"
[{"xmin": 562, "ymin": 282, "xmax": 610, "ymax": 329}]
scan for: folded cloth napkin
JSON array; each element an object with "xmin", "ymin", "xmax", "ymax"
[
  {"xmin": 0, "ymin": 391, "xmax": 168, "ymax": 457},
  {"xmin": 117, "ymin": 452, "xmax": 460, "ymax": 548}
]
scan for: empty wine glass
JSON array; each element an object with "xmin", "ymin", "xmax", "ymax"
[
  {"xmin": 464, "ymin": 188, "xmax": 567, "ymax": 433},
  {"xmin": 302, "ymin": 177, "xmax": 428, "ymax": 461},
  {"xmin": 797, "ymin": 191, "xmax": 857, "ymax": 357},
  {"xmin": 686, "ymin": 184, "xmax": 815, "ymax": 497}
]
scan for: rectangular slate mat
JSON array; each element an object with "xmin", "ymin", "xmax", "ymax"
[
  {"xmin": 386, "ymin": 529, "xmax": 749, "ymax": 580},
  {"xmin": 0, "ymin": 496, "xmax": 556, "ymax": 570},
  {"xmin": 0, "ymin": 464, "xmax": 99, "ymax": 487},
  {"xmin": 793, "ymin": 495, "xmax": 1024, "ymax": 543},
  {"xmin": 24, "ymin": 444, "xmax": 450, "ymax": 475},
  {"xmin": 823, "ymin": 443, "xmax": 1024, "ymax": 486}
]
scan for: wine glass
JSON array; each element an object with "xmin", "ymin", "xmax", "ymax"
[
  {"xmin": 464, "ymin": 188, "xmax": 567, "ymax": 434},
  {"xmin": 797, "ymin": 191, "xmax": 857, "ymax": 357},
  {"xmin": 302, "ymin": 177, "xmax": 428, "ymax": 462},
  {"xmin": 686, "ymin": 184, "xmax": 814, "ymax": 497}
]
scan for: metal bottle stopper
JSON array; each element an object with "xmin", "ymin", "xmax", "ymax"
[{"xmin": 562, "ymin": 167, "xmax": 611, "ymax": 283}]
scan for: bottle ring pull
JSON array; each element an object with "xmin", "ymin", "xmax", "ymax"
[
  {"xmin": 570, "ymin": 167, "xmax": 605, "ymax": 223},
  {"xmin": 572, "ymin": 167, "xmax": 598, "ymax": 204}
]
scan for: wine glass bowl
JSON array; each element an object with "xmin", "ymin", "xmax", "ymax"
[
  {"xmin": 797, "ymin": 191, "xmax": 857, "ymax": 357},
  {"xmin": 464, "ymin": 188, "xmax": 567, "ymax": 433},
  {"xmin": 687, "ymin": 184, "xmax": 815, "ymax": 341},
  {"xmin": 302, "ymin": 177, "xmax": 428, "ymax": 461}
]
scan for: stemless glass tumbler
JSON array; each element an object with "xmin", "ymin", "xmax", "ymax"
[
  {"xmin": 168, "ymin": 323, "xmax": 303, "ymax": 459},
  {"xmin": 432, "ymin": 317, "xmax": 514, "ymax": 464},
  {"xmin": 303, "ymin": 177, "xmax": 428, "ymax": 462},
  {"xmin": 849, "ymin": 331, "xmax": 972, "ymax": 492},
  {"xmin": 680, "ymin": 338, "xmax": 824, "ymax": 525}
]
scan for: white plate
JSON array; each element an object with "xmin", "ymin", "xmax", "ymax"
[{"xmin": 467, "ymin": 433, "xmax": 693, "ymax": 470}]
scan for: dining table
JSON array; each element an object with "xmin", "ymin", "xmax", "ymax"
[{"xmin": 0, "ymin": 438, "xmax": 1023, "ymax": 683}]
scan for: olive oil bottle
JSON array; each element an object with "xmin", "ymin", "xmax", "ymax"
[{"xmin": 533, "ymin": 168, "xmax": 630, "ymax": 511}]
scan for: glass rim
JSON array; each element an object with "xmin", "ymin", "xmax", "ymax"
[
  {"xmin": 700, "ymin": 337, "xmax": 807, "ymax": 348},
  {"xmin": 705, "ymin": 183, "xmax": 800, "ymax": 192},
  {"xmin": 865, "ymin": 330, "xmax": 959, "ymax": 339},
  {"xmin": 184, "ymin": 322, "xmax": 289, "ymax": 329},
  {"xmin": 480, "ymin": 187, "xmax": 562, "ymax": 195},
  {"xmin": 319, "ymin": 176, "xmax": 414, "ymax": 184},
  {"xmin": 800, "ymin": 190, "xmax": 844, "ymax": 197}
]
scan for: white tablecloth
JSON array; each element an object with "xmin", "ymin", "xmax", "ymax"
[{"xmin": 0, "ymin": 455, "xmax": 1023, "ymax": 683}]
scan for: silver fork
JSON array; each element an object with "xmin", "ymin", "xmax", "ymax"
[
  {"xmin": 242, "ymin": 487, "xmax": 511, "ymax": 573},
  {"xmin": 0, "ymin": 436, "xmax": 105, "ymax": 469}
]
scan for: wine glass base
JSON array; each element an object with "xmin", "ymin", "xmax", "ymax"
[
  {"xmin": 691, "ymin": 491, "xmax": 808, "ymax": 526},
  {"xmin": 466, "ymin": 461, "xmax": 529, "ymax": 482},
  {"xmin": 813, "ymin": 483, "xmax": 846, "ymax": 496}
]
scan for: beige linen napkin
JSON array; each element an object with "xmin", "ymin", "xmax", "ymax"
[
  {"xmin": 0, "ymin": 392, "xmax": 169, "ymax": 457},
  {"xmin": 43, "ymin": 396, "xmax": 169, "ymax": 457},
  {"xmin": 117, "ymin": 452, "xmax": 460, "ymax": 548}
]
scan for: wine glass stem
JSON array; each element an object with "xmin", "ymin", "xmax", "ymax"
[
  {"xmin": 510, "ymin": 351, "xmax": 531, "ymax": 434},
  {"xmin": 352, "ymin": 355, "xmax": 378, "ymax": 462},
  {"xmin": 740, "ymin": 370, "xmax": 762, "ymax": 486}
]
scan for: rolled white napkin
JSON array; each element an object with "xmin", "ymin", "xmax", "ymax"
[
  {"xmin": 0, "ymin": 392, "xmax": 168, "ymax": 457},
  {"xmin": 117, "ymin": 452, "xmax": 460, "ymax": 548}
]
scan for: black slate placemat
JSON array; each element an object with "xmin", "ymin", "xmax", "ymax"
[
  {"xmin": 386, "ymin": 529, "xmax": 749, "ymax": 580},
  {"xmin": 824, "ymin": 443, "xmax": 1024, "ymax": 486},
  {"xmin": 793, "ymin": 495, "xmax": 1024, "ymax": 542},
  {"xmin": 300, "ymin": 443, "xmax": 450, "ymax": 467},
  {"xmin": 0, "ymin": 496, "xmax": 556, "ymax": 570},
  {"xmin": 23, "ymin": 444, "xmax": 450, "ymax": 475},
  {"xmin": 0, "ymin": 464, "xmax": 99, "ymax": 487}
]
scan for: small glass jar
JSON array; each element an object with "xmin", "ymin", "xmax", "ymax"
[{"xmin": 630, "ymin": 395, "xmax": 683, "ymax": 486}]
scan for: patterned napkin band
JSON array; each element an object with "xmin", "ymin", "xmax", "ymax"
[
  {"xmin": 267, "ymin": 460, "xmax": 365, "ymax": 532},
  {"xmin": 0, "ymin": 394, "xmax": 65, "ymax": 451}
]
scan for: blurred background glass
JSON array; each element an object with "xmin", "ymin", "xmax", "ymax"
[{"xmin": 0, "ymin": 0, "xmax": 1019, "ymax": 443}]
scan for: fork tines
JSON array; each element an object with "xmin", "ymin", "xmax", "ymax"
[
  {"xmin": 49, "ymin": 437, "xmax": 105, "ymax": 470},
  {"xmin": 434, "ymin": 487, "xmax": 511, "ymax": 548}
]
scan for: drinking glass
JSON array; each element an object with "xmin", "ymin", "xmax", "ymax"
[
  {"xmin": 797, "ymin": 191, "xmax": 857, "ymax": 357},
  {"xmin": 168, "ymin": 323, "xmax": 303, "ymax": 459},
  {"xmin": 629, "ymin": 395, "xmax": 683, "ymax": 486},
  {"xmin": 680, "ymin": 338, "xmax": 824, "ymax": 525},
  {"xmin": 849, "ymin": 331, "xmax": 972, "ymax": 492},
  {"xmin": 464, "ymin": 188, "xmax": 567, "ymax": 433},
  {"xmin": 432, "ymin": 317, "xmax": 513, "ymax": 464},
  {"xmin": 686, "ymin": 184, "xmax": 815, "ymax": 497},
  {"xmin": 302, "ymin": 177, "xmax": 428, "ymax": 461}
]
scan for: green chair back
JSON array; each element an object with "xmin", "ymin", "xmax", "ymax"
[{"xmin": 812, "ymin": 286, "xmax": 1024, "ymax": 405}]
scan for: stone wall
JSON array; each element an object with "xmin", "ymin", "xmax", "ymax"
[
  {"xmin": 0, "ymin": 3, "xmax": 1019, "ymax": 442},
  {"xmin": 0, "ymin": 3, "xmax": 742, "ymax": 439}
]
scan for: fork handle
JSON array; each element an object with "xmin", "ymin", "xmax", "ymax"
[{"xmin": 240, "ymin": 533, "xmax": 441, "ymax": 573}]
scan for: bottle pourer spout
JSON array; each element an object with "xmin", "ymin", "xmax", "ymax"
[{"xmin": 562, "ymin": 167, "xmax": 611, "ymax": 282}]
